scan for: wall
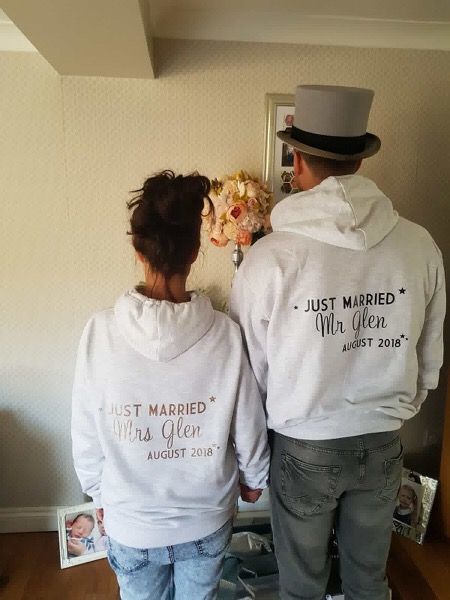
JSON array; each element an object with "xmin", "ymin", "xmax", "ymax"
[{"xmin": 0, "ymin": 39, "xmax": 449, "ymax": 524}]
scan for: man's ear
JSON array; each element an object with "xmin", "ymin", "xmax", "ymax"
[
  {"xmin": 294, "ymin": 150, "xmax": 303, "ymax": 176},
  {"xmin": 354, "ymin": 159, "xmax": 363, "ymax": 173}
]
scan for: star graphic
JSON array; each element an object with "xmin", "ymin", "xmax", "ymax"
[
  {"xmin": 294, "ymin": 305, "xmax": 298, "ymax": 310},
  {"xmin": 400, "ymin": 334, "xmax": 405, "ymax": 339},
  {"xmin": 209, "ymin": 396, "xmax": 216, "ymax": 403},
  {"xmin": 399, "ymin": 288, "xmax": 406, "ymax": 294}
]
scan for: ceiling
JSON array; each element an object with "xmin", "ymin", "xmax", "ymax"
[{"xmin": 1, "ymin": 0, "xmax": 450, "ymax": 77}]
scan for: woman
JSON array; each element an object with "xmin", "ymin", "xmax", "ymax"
[{"xmin": 72, "ymin": 171, "xmax": 269, "ymax": 600}]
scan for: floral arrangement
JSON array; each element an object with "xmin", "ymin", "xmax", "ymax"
[{"xmin": 203, "ymin": 170, "xmax": 272, "ymax": 247}]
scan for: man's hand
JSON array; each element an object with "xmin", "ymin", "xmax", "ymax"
[{"xmin": 240, "ymin": 483, "xmax": 263, "ymax": 503}]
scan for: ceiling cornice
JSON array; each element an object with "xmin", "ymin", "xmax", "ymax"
[
  {"xmin": 151, "ymin": 9, "xmax": 450, "ymax": 52},
  {"xmin": 1, "ymin": 5, "xmax": 450, "ymax": 57}
]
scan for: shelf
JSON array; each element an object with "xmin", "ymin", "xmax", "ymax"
[{"xmin": 387, "ymin": 534, "xmax": 450, "ymax": 599}]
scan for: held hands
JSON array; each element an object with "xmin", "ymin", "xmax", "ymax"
[{"xmin": 240, "ymin": 483, "xmax": 263, "ymax": 503}]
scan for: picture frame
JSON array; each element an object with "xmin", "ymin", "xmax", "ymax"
[
  {"xmin": 262, "ymin": 93, "xmax": 298, "ymax": 205},
  {"xmin": 57, "ymin": 502, "xmax": 107, "ymax": 569},
  {"xmin": 392, "ymin": 468, "xmax": 438, "ymax": 544}
]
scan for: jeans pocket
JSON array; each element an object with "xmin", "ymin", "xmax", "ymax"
[
  {"xmin": 281, "ymin": 452, "xmax": 341, "ymax": 517},
  {"xmin": 379, "ymin": 444, "xmax": 404, "ymax": 503},
  {"xmin": 107, "ymin": 537, "xmax": 148, "ymax": 573},
  {"xmin": 195, "ymin": 519, "xmax": 233, "ymax": 558}
]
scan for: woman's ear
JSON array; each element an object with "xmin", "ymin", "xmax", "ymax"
[{"xmin": 135, "ymin": 251, "xmax": 146, "ymax": 264}]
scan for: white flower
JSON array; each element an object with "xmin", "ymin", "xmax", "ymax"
[
  {"xmin": 238, "ymin": 181, "xmax": 246, "ymax": 198},
  {"xmin": 213, "ymin": 201, "xmax": 228, "ymax": 219},
  {"xmin": 223, "ymin": 221, "xmax": 239, "ymax": 241},
  {"xmin": 222, "ymin": 180, "xmax": 238, "ymax": 197},
  {"xmin": 246, "ymin": 181, "xmax": 260, "ymax": 198},
  {"xmin": 212, "ymin": 222, "xmax": 223, "ymax": 236},
  {"xmin": 241, "ymin": 213, "xmax": 262, "ymax": 233}
]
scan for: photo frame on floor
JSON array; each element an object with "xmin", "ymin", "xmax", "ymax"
[
  {"xmin": 392, "ymin": 468, "xmax": 438, "ymax": 544},
  {"xmin": 57, "ymin": 502, "xmax": 107, "ymax": 569}
]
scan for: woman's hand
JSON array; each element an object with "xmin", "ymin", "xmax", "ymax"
[{"xmin": 240, "ymin": 483, "xmax": 263, "ymax": 503}]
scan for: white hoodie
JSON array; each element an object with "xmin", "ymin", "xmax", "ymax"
[
  {"xmin": 230, "ymin": 175, "xmax": 445, "ymax": 440},
  {"xmin": 72, "ymin": 290, "xmax": 269, "ymax": 549}
]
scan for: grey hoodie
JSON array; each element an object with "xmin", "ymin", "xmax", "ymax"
[
  {"xmin": 72, "ymin": 291, "xmax": 269, "ymax": 548},
  {"xmin": 231, "ymin": 175, "xmax": 445, "ymax": 440}
]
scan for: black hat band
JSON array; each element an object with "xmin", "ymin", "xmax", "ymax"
[{"xmin": 291, "ymin": 125, "xmax": 366, "ymax": 155}]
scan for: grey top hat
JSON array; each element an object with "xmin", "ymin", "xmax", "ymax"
[{"xmin": 277, "ymin": 85, "xmax": 381, "ymax": 161}]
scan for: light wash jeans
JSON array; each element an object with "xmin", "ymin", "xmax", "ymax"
[
  {"xmin": 270, "ymin": 430, "xmax": 403, "ymax": 600},
  {"xmin": 107, "ymin": 519, "xmax": 232, "ymax": 600}
]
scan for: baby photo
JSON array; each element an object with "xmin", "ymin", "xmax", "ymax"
[
  {"xmin": 392, "ymin": 469, "xmax": 438, "ymax": 544},
  {"xmin": 393, "ymin": 479, "xmax": 423, "ymax": 528},
  {"xmin": 57, "ymin": 502, "xmax": 107, "ymax": 568}
]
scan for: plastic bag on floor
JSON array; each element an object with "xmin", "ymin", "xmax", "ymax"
[
  {"xmin": 229, "ymin": 531, "xmax": 272, "ymax": 557},
  {"xmin": 236, "ymin": 573, "xmax": 279, "ymax": 599},
  {"xmin": 218, "ymin": 556, "xmax": 242, "ymax": 599},
  {"xmin": 218, "ymin": 529, "xmax": 344, "ymax": 599},
  {"xmin": 218, "ymin": 531, "xmax": 278, "ymax": 599}
]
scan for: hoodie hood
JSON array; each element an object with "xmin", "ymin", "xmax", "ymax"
[
  {"xmin": 114, "ymin": 289, "xmax": 215, "ymax": 361},
  {"xmin": 270, "ymin": 175, "xmax": 398, "ymax": 250}
]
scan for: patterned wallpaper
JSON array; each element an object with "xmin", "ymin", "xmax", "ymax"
[{"xmin": 0, "ymin": 39, "xmax": 449, "ymax": 508}]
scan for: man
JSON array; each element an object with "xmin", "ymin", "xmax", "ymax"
[{"xmin": 230, "ymin": 85, "xmax": 446, "ymax": 600}]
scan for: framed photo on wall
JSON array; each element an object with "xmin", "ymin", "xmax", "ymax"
[
  {"xmin": 262, "ymin": 93, "xmax": 298, "ymax": 205},
  {"xmin": 392, "ymin": 468, "xmax": 438, "ymax": 544},
  {"xmin": 57, "ymin": 502, "xmax": 107, "ymax": 569}
]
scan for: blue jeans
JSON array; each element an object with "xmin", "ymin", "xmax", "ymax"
[
  {"xmin": 270, "ymin": 430, "xmax": 403, "ymax": 600},
  {"xmin": 107, "ymin": 519, "xmax": 233, "ymax": 600}
]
